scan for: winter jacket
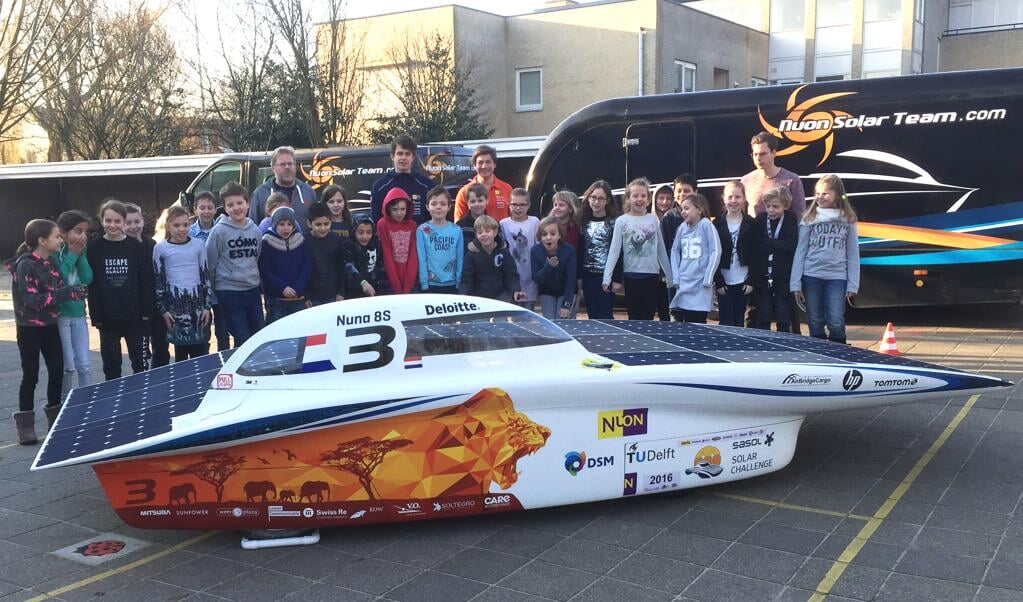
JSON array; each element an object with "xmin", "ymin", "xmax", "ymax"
[
  {"xmin": 530, "ymin": 241, "xmax": 577, "ymax": 307},
  {"xmin": 86, "ymin": 236, "xmax": 156, "ymax": 325},
  {"xmin": 57, "ymin": 243, "xmax": 93, "ymax": 318},
  {"xmin": 458, "ymin": 237, "xmax": 520, "ymax": 301},
  {"xmin": 377, "ymin": 190, "xmax": 420, "ymax": 294},
  {"xmin": 752, "ymin": 210, "xmax": 798, "ymax": 288},
  {"xmin": 370, "ymin": 169, "xmax": 433, "ymax": 224},
  {"xmin": 305, "ymin": 233, "xmax": 349, "ymax": 302},
  {"xmin": 258, "ymin": 230, "xmax": 312, "ymax": 299},
  {"xmin": 713, "ymin": 214, "xmax": 760, "ymax": 288},
  {"xmin": 6, "ymin": 251, "xmax": 84, "ymax": 327},
  {"xmin": 206, "ymin": 216, "xmax": 262, "ymax": 291}
]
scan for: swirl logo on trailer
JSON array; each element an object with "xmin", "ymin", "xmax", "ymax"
[{"xmin": 758, "ymin": 86, "xmax": 857, "ymax": 166}]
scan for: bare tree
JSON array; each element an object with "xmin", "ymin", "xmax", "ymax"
[
  {"xmin": 315, "ymin": 0, "xmax": 367, "ymax": 145},
  {"xmin": 260, "ymin": 0, "xmax": 323, "ymax": 146},
  {"xmin": 370, "ymin": 30, "xmax": 493, "ymax": 144},
  {"xmin": 0, "ymin": 0, "xmax": 90, "ymax": 147}
]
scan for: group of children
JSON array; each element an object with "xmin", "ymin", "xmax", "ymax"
[{"xmin": 8, "ymin": 169, "xmax": 858, "ymax": 445}]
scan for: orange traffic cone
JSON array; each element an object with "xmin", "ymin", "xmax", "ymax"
[{"xmin": 878, "ymin": 322, "xmax": 901, "ymax": 355}]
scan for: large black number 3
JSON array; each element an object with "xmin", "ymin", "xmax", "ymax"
[{"xmin": 343, "ymin": 325, "xmax": 396, "ymax": 373}]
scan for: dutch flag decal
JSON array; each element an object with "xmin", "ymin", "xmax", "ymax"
[
  {"xmin": 301, "ymin": 334, "xmax": 335, "ymax": 373},
  {"xmin": 405, "ymin": 355, "xmax": 423, "ymax": 370}
]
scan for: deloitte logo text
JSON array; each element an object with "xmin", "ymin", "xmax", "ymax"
[{"xmin": 564, "ymin": 451, "xmax": 614, "ymax": 476}]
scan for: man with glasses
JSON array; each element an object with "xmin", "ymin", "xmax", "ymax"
[
  {"xmin": 741, "ymin": 132, "xmax": 806, "ymax": 217},
  {"xmin": 250, "ymin": 146, "xmax": 317, "ymax": 227}
]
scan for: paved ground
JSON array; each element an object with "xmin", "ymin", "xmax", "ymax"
[{"xmin": 0, "ymin": 296, "xmax": 1020, "ymax": 601}]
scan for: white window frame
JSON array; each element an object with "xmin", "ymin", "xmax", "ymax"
[
  {"xmin": 752, "ymin": 77, "xmax": 768, "ymax": 87},
  {"xmin": 516, "ymin": 68, "xmax": 543, "ymax": 112},
  {"xmin": 675, "ymin": 60, "xmax": 697, "ymax": 93}
]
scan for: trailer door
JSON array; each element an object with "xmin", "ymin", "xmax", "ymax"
[{"xmin": 624, "ymin": 122, "xmax": 694, "ymax": 186}]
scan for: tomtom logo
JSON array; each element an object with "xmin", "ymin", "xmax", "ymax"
[
  {"xmin": 874, "ymin": 378, "xmax": 919, "ymax": 387},
  {"xmin": 842, "ymin": 369, "xmax": 863, "ymax": 391}
]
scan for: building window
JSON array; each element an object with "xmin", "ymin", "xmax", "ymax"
[
  {"xmin": 949, "ymin": 0, "xmax": 1023, "ymax": 31},
  {"xmin": 516, "ymin": 68, "xmax": 542, "ymax": 112},
  {"xmin": 771, "ymin": 78, "xmax": 804, "ymax": 85},
  {"xmin": 675, "ymin": 60, "xmax": 696, "ymax": 93},
  {"xmin": 752, "ymin": 77, "xmax": 768, "ymax": 87},
  {"xmin": 814, "ymin": 74, "xmax": 846, "ymax": 82}
]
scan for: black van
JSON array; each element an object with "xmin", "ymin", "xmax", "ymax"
[
  {"xmin": 179, "ymin": 145, "xmax": 476, "ymax": 216},
  {"xmin": 526, "ymin": 68, "xmax": 1023, "ymax": 308}
]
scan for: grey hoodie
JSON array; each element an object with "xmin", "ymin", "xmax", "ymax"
[
  {"xmin": 790, "ymin": 208, "xmax": 860, "ymax": 294},
  {"xmin": 669, "ymin": 218, "xmax": 721, "ymax": 312},
  {"xmin": 206, "ymin": 216, "xmax": 262, "ymax": 291}
]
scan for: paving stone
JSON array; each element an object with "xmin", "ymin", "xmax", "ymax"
[
  {"xmin": 912, "ymin": 526, "xmax": 1000, "ymax": 558},
  {"xmin": 398, "ymin": 515, "xmax": 504, "ymax": 545},
  {"xmin": 469, "ymin": 586, "xmax": 550, "ymax": 602},
  {"xmin": 975, "ymin": 585, "xmax": 1023, "ymax": 602},
  {"xmin": 206, "ymin": 567, "xmax": 311, "ymax": 600},
  {"xmin": 434, "ymin": 548, "xmax": 528, "ymax": 584},
  {"xmin": 265, "ymin": 545, "xmax": 361, "ymax": 580},
  {"xmin": 0, "ymin": 509, "xmax": 57, "ymax": 539},
  {"xmin": 604, "ymin": 492, "xmax": 693, "ymax": 527},
  {"xmin": 993, "ymin": 535, "xmax": 1023, "ymax": 565},
  {"xmin": 79, "ymin": 578, "xmax": 195, "ymax": 602},
  {"xmin": 814, "ymin": 534, "xmax": 903, "ymax": 570},
  {"xmin": 498, "ymin": 560, "xmax": 596, "ymax": 601},
  {"xmin": 476, "ymin": 526, "xmax": 564, "ymax": 558},
  {"xmin": 925, "ymin": 506, "xmax": 1010, "ymax": 536},
  {"xmin": 789, "ymin": 556, "xmax": 889, "ymax": 601},
  {"xmin": 282, "ymin": 583, "xmax": 375, "ymax": 602},
  {"xmin": 895, "ymin": 548, "xmax": 987, "ymax": 584},
  {"xmin": 384, "ymin": 570, "xmax": 487, "ymax": 602},
  {"xmin": 682, "ymin": 569, "xmax": 783, "ymax": 601},
  {"xmin": 574, "ymin": 517, "xmax": 661, "ymax": 550},
  {"xmin": 571, "ymin": 577, "xmax": 675, "ymax": 602},
  {"xmin": 864, "ymin": 521, "xmax": 921, "ymax": 546},
  {"xmin": 640, "ymin": 530, "xmax": 729, "ymax": 566},
  {"xmin": 710, "ymin": 542, "xmax": 804, "ymax": 584},
  {"xmin": 0, "ymin": 541, "xmax": 40, "ymax": 566},
  {"xmin": 669, "ymin": 509, "xmax": 754, "ymax": 540},
  {"xmin": 502, "ymin": 503, "xmax": 606, "ymax": 536},
  {"xmin": 372, "ymin": 534, "xmax": 465, "ymax": 568},
  {"xmin": 984, "ymin": 560, "xmax": 1023, "ymax": 591},
  {"xmin": 152, "ymin": 555, "xmax": 251, "ymax": 591},
  {"xmin": 940, "ymin": 486, "xmax": 1020, "ymax": 514},
  {"xmin": 691, "ymin": 495, "xmax": 771, "ymax": 520},
  {"xmin": 759, "ymin": 507, "xmax": 843, "ymax": 533},
  {"xmin": 784, "ymin": 485, "xmax": 865, "ymax": 514},
  {"xmin": 316, "ymin": 524, "xmax": 409, "ymax": 556},
  {"xmin": 537, "ymin": 536, "xmax": 629, "ymax": 574},
  {"xmin": 875, "ymin": 572, "xmax": 978, "ymax": 602},
  {"xmin": 607, "ymin": 552, "xmax": 702, "ymax": 594},
  {"xmin": 322, "ymin": 557, "xmax": 421, "ymax": 595},
  {"xmin": 0, "ymin": 553, "xmax": 83, "ymax": 588},
  {"xmin": 737, "ymin": 521, "xmax": 826, "ymax": 555}
]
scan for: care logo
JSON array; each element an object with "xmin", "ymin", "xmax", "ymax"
[
  {"xmin": 758, "ymin": 86, "xmax": 857, "ymax": 166},
  {"xmin": 300, "ymin": 152, "xmax": 345, "ymax": 188},
  {"xmin": 597, "ymin": 408, "xmax": 648, "ymax": 439}
]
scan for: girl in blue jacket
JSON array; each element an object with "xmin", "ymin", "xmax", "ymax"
[{"xmin": 531, "ymin": 216, "xmax": 577, "ymax": 320}]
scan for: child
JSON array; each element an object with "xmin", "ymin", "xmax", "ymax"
[
  {"xmin": 154, "ymin": 206, "xmax": 213, "ymax": 361},
  {"xmin": 88, "ymin": 200, "xmax": 155, "ymax": 380},
  {"xmin": 459, "ymin": 215, "xmax": 523, "ymax": 302},
  {"xmin": 305, "ymin": 202, "xmax": 348, "ymax": 306},
  {"xmin": 206, "ymin": 181, "xmax": 263, "ymax": 345},
  {"xmin": 791, "ymin": 175, "xmax": 860, "ymax": 344},
  {"xmin": 258, "ymin": 193, "xmax": 290, "ymax": 234},
  {"xmin": 501, "ymin": 188, "xmax": 540, "ymax": 308},
  {"xmin": 456, "ymin": 183, "xmax": 489, "ymax": 251},
  {"xmin": 56, "ymin": 210, "xmax": 94, "ymax": 399},
  {"xmin": 602, "ymin": 178, "xmax": 672, "ymax": 320},
  {"xmin": 189, "ymin": 192, "xmax": 218, "ymax": 242},
  {"xmin": 125, "ymin": 203, "xmax": 169, "ymax": 368},
  {"xmin": 7, "ymin": 220, "xmax": 88, "ymax": 443},
  {"xmin": 660, "ymin": 174, "xmax": 698, "ymax": 253},
  {"xmin": 258, "ymin": 206, "xmax": 312, "ymax": 323},
  {"xmin": 754, "ymin": 187, "xmax": 798, "ymax": 332},
  {"xmin": 652, "ymin": 184, "xmax": 675, "ymax": 322},
  {"xmin": 377, "ymin": 188, "xmax": 419, "ymax": 294},
  {"xmin": 713, "ymin": 181, "xmax": 759, "ymax": 327},
  {"xmin": 653, "ymin": 184, "xmax": 674, "ymax": 221},
  {"xmin": 189, "ymin": 192, "xmax": 229, "ymax": 349},
  {"xmin": 670, "ymin": 194, "xmax": 722, "ymax": 323},
  {"xmin": 531, "ymin": 216, "xmax": 577, "ymax": 320},
  {"xmin": 345, "ymin": 215, "xmax": 390, "ymax": 299},
  {"xmin": 321, "ymin": 185, "xmax": 353, "ymax": 241},
  {"xmin": 548, "ymin": 190, "xmax": 580, "ymax": 251},
  {"xmin": 577, "ymin": 180, "xmax": 620, "ymax": 319},
  {"xmin": 416, "ymin": 186, "xmax": 464, "ymax": 294}
]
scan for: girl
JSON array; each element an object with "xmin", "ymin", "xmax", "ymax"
[
  {"xmin": 713, "ymin": 181, "xmax": 759, "ymax": 326},
  {"xmin": 6, "ymin": 220, "xmax": 87, "ymax": 444},
  {"xmin": 670, "ymin": 193, "xmax": 722, "ymax": 323},
  {"xmin": 125, "ymin": 203, "xmax": 169, "ymax": 368},
  {"xmin": 603, "ymin": 178, "xmax": 672, "ymax": 320},
  {"xmin": 548, "ymin": 190, "xmax": 580, "ymax": 250},
  {"xmin": 321, "ymin": 185, "xmax": 353, "ymax": 241},
  {"xmin": 531, "ymin": 216, "xmax": 577, "ymax": 320},
  {"xmin": 56, "ymin": 210, "xmax": 94, "ymax": 400},
  {"xmin": 791, "ymin": 175, "xmax": 859, "ymax": 344},
  {"xmin": 652, "ymin": 184, "xmax": 675, "ymax": 322},
  {"xmin": 154, "ymin": 206, "xmax": 213, "ymax": 362},
  {"xmin": 88, "ymin": 200, "xmax": 155, "ymax": 380},
  {"xmin": 577, "ymin": 180, "xmax": 619, "ymax": 319}
]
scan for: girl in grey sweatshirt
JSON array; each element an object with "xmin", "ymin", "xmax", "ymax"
[{"xmin": 790, "ymin": 175, "xmax": 860, "ymax": 344}]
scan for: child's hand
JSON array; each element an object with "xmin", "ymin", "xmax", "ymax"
[
  {"xmin": 200, "ymin": 309, "xmax": 211, "ymax": 326},
  {"xmin": 428, "ymin": 271, "xmax": 436, "ymax": 282},
  {"xmin": 716, "ymin": 287, "xmax": 726, "ymax": 295},
  {"xmin": 558, "ymin": 307, "xmax": 570, "ymax": 319},
  {"xmin": 742, "ymin": 284, "xmax": 753, "ymax": 295},
  {"xmin": 282, "ymin": 287, "xmax": 297, "ymax": 298},
  {"xmin": 547, "ymin": 256, "xmax": 559, "ymax": 268},
  {"xmin": 513, "ymin": 291, "xmax": 526, "ymax": 302},
  {"xmin": 305, "ymin": 300, "xmax": 313, "ymax": 309},
  {"xmin": 335, "ymin": 294, "xmax": 345, "ymax": 302},
  {"xmin": 794, "ymin": 290, "xmax": 804, "ymax": 303},
  {"xmin": 70, "ymin": 238, "xmax": 87, "ymax": 255},
  {"xmin": 71, "ymin": 285, "xmax": 88, "ymax": 300},
  {"xmin": 612, "ymin": 282, "xmax": 623, "ymax": 294},
  {"xmin": 162, "ymin": 312, "xmax": 174, "ymax": 329},
  {"xmin": 363, "ymin": 282, "xmax": 376, "ymax": 296}
]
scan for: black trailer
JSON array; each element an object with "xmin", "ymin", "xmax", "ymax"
[{"xmin": 526, "ymin": 68, "xmax": 1023, "ymax": 308}]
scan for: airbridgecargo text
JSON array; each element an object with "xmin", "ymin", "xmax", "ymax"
[{"xmin": 779, "ymin": 108, "xmax": 1007, "ymax": 133}]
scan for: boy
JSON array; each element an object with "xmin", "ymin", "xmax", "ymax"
[
  {"xmin": 416, "ymin": 186, "xmax": 463, "ymax": 294},
  {"xmin": 259, "ymin": 193, "xmax": 290, "ymax": 234},
  {"xmin": 305, "ymin": 202, "xmax": 348, "ymax": 306},
  {"xmin": 753, "ymin": 186, "xmax": 798, "ymax": 332},
  {"xmin": 345, "ymin": 215, "xmax": 389, "ymax": 298},
  {"xmin": 500, "ymin": 188, "xmax": 540, "ymax": 307},
  {"xmin": 459, "ymin": 215, "xmax": 524, "ymax": 303},
  {"xmin": 206, "ymin": 181, "xmax": 263, "ymax": 345},
  {"xmin": 377, "ymin": 188, "xmax": 419, "ymax": 294},
  {"xmin": 258, "ymin": 206, "xmax": 312, "ymax": 323},
  {"xmin": 660, "ymin": 173, "xmax": 698, "ymax": 253},
  {"xmin": 456, "ymin": 183, "xmax": 489, "ymax": 251},
  {"xmin": 189, "ymin": 192, "xmax": 218, "ymax": 242}
]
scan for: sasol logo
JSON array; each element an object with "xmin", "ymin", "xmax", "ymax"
[
  {"xmin": 598, "ymin": 408, "xmax": 648, "ymax": 439},
  {"xmin": 564, "ymin": 451, "xmax": 614, "ymax": 476},
  {"xmin": 842, "ymin": 369, "xmax": 863, "ymax": 391},
  {"xmin": 625, "ymin": 443, "xmax": 676, "ymax": 465}
]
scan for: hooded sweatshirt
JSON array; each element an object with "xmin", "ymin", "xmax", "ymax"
[
  {"xmin": 345, "ymin": 226, "xmax": 390, "ymax": 298},
  {"xmin": 6, "ymin": 251, "xmax": 84, "ymax": 327},
  {"xmin": 790, "ymin": 207, "xmax": 860, "ymax": 294},
  {"xmin": 376, "ymin": 188, "xmax": 419, "ymax": 294},
  {"xmin": 87, "ymin": 236, "xmax": 156, "ymax": 324},
  {"xmin": 670, "ymin": 217, "xmax": 722, "ymax": 312},
  {"xmin": 370, "ymin": 168, "xmax": 433, "ymax": 223},
  {"xmin": 206, "ymin": 215, "xmax": 262, "ymax": 291}
]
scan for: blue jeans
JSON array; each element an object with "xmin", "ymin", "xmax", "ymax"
[
  {"xmin": 215, "ymin": 288, "xmax": 264, "ymax": 347},
  {"xmin": 581, "ymin": 271, "xmax": 614, "ymax": 319},
  {"xmin": 802, "ymin": 276, "xmax": 847, "ymax": 343},
  {"xmin": 266, "ymin": 298, "xmax": 308, "ymax": 324},
  {"xmin": 58, "ymin": 315, "xmax": 91, "ymax": 398}
]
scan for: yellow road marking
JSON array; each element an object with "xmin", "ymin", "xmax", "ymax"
[
  {"xmin": 26, "ymin": 531, "xmax": 216, "ymax": 601},
  {"xmin": 809, "ymin": 394, "xmax": 980, "ymax": 602},
  {"xmin": 713, "ymin": 493, "xmax": 872, "ymax": 522}
]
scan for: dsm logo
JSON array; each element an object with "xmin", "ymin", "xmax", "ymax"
[
  {"xmin": 598, "ymin": 408, "xmax": 648, "ymax": 439},
  {"xmin": 564, "ymin": 451, "xmax": 614, "ymax": 476}
]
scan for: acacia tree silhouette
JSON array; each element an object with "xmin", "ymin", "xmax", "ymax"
[
  {"xmin": 170, "ymin": 452, "xmax": 246, "ymax": 503},
  {"xmin": 321, "ymin": 437, "xmax": 412, "ymax": 499}
]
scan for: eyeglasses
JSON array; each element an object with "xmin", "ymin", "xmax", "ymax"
[{"xmin": 274, "ymin": 162, "xmax": 295, "ymax": 168}]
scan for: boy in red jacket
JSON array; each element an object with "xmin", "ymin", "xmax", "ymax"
[{"xmin": 376, "ymin": 188, "xmax": 419, "ymax": 294}]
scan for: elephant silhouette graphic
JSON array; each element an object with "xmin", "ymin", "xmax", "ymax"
[
  {"xmin": 244, "ymin": 480, "xmax": 276, "ymax": 502},
  {"xmin": 279, "ymin": 490, "xmax": 295, "ymax": 502},
  {"xmin": 169, "ymin": 483, "xmax": 196, "ymax": 505},
  {"xmin": 299, "ymin": 481, "xmax": 330, "ymax": 502}
]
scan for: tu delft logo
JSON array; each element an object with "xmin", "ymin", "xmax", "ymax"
[{"xmin": 842, "ymin": 369, "xmax": 863, "ymax": 391}]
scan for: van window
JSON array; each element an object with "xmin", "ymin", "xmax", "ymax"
[
  {"xmin": 402, "ymin": 310, "xmax": 571, "ymax": 359},
  {"xmin": 194, "ymin": 162, "xmax": 242, "ymax": 200}
]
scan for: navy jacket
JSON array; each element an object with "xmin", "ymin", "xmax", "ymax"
[
  {"xmin": 459, "ymin": 237, "xmax": 520, "ymax": 302},
  {"xmin": 752, "ymin": 210, "xmax": 799, "ymax": 288},
  {"xmin": 257, "ymin": 232, "xmax": 312, "ymax": 299},
  {"xmin": 530, "ymin": 241, "xmax": 577, "ymax": 307},
  {"xmin": 370, "ymin": 169, "xmax": 433, "ymax": 224}
]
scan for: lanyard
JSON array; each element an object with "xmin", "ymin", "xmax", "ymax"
[{"xmin": 765, "ymin": 214, "xmax": 783, "ymax": 282}]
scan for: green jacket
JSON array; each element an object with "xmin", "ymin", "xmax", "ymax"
[{"xmin": 57, "ymin": 244, "xmax": 93, "ymax": 317}]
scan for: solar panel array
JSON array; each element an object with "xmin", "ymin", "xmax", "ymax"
[
  {"xmin": 559, "ymin": 320, "xmax": 940, "ymax": 369},
  {"xmin": 36, "ymin": 350, "xmax": 236, "ymax": 468}
]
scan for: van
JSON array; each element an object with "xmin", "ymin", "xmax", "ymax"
[
  {"xmin": 179, "ymin": 145, "xmax": 476, "ymax": 216},
  {"xmin": 526, "ymin": 68, "xmax": 1023, "ymax": 308}
]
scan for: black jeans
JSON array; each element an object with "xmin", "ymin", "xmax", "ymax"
[
  {"xmin": 174, "ymin": 343, "xmax": 209, "ymax": 362},
  {"xmin": 99, "ymin": 322, "xmax": 147, "ymax": 381},
  {"xmin": 18, "ymin": 324, "xmax": 63, "ymax": 412},
  {"xmin": 671, "ymin": 309, "xmax": 708, "ymax": 324},
  {"xmin": 624, "ymin": 275, "xmax": 660, "ymax": 320},
  {"xmin": 144, "ymin": 315, "xmax": 170, "ymax": 369},
  {"xmin": 755, "ymin": 284, "xmax": 794, "ymax": 332}
]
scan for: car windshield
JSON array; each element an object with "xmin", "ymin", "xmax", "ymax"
[
  {"xmin": 237, "ymin": 337, "xmax": 304, "ymax": 376},
  {"xmin": 403, "ymin": 310, "xmax": 571, "ymax": 359}
]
